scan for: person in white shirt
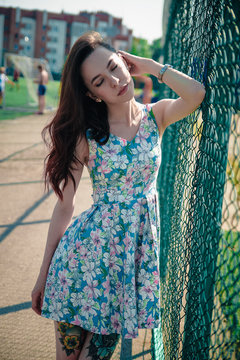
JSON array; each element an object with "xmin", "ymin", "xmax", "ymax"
[{"xmin": 0, "ymin": 67, "xmax": 14, "ymax": 109}]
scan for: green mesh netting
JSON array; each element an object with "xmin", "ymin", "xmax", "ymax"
[{"xmin": 152, "ymin": 0, "xmax": 240, "ymax": 359}]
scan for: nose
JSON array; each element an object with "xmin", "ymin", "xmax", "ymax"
[{"xmin": 109, "ymin": 75, "xmax": 119, "ymax": 88}]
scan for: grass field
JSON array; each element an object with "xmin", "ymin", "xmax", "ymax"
[{"xmin": 0, "ymin": 76, "xmax": 60, "ymax": 120}]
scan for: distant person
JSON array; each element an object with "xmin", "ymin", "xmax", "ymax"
[
  {"xmin": 34, "ymin": 64, "xmax": 48, "ymax": 114},
  {"xmin": 134, "ymin": 75, "xmax": 153, "ymax": 104},
  {"xmin": 13, "ymin": 67, "xmax": 20, "ymax": 90},
  {"xmin": 0, "ymin": 67, "xmax": 14, "ymax": 109}
]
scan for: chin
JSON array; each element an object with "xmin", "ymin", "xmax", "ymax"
[
  {"xmin": 125, "ymin": 79, "xmax": 135, "ymax": 100},
  {"xmin": 119, "ymin": 92, "xmax": 134, "ymax": 103}
]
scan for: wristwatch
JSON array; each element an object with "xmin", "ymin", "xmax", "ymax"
[{"xmin": 157, "ymin": 64, "xmax": 173, "ymax": 83}]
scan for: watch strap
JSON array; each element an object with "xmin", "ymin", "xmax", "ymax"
[{"xmin": 157, "ymin": 64, "xmax": 173, "ymax": 83}]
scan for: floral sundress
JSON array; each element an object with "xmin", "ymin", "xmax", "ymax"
[{"xmin": 41, "ymin": 103, "xmax": 162, "ymax": 339}]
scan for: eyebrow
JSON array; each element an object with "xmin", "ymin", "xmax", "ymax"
[{"xmin": 91, "ymin": 58, "xmax": 113, "ymax": 84}]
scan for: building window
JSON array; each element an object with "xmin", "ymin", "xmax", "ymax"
[
  {"xmin": 42, "ymin": 25, "xmax": 46, "ymax": 30},
  {"xmin": 15, "ymin": 33, "xmax": 18, "ymax": 39},
  {"xmin": 50, "ymin": 37, "xmax": 58, "ymax": 43},
  {"xmin": 41, "ymin": 48, "xmax": 45, "ymax": 53},
  {"xmin": 14, "ymin": 44, "xmax": 18, "ymax": 50},
  {"xmin": 51, "ymin": 25, "xmax": 58, "ymax": 32},
  {"xmin": 24, "ymin": 23, "xmax": 32, "ymax": 30},
  {"xmin": 42, "ymin": 36, "xmax": 45, "ymax": 41}
]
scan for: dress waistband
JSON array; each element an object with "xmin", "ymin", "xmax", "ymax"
[{"xmin": 92, "ymin": 186, "xmax": 157, "ymax": 205}]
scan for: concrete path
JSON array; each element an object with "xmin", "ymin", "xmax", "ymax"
[{"xmin": 0, "ymin": 113, "xmax": 152, "ymax": 359}]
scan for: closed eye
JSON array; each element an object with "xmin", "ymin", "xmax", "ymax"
[
  {"xmin": 96, "ymin": 79, "xmax": 104, "ymax": 87},
  {"xmin": 95, "ymin": 65, "xmax": 117, "ymax": 87}
]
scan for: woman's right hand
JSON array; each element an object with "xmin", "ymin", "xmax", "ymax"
[
  {"xmin": 31, "ymin": 275, "xmax": 47, "ymax": 316},
  {"xmin": 117, "ymin": 51, "xmax": 153, "ymax": 77}
]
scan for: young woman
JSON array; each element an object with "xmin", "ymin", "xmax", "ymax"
[{"xmin": 31, "ymin": 31, "xmax": 205, "ymax": 360}]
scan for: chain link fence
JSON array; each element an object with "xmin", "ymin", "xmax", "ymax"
[{"xmin": 152, "ymin": 0, "xmax": 239, "ymax": 359}]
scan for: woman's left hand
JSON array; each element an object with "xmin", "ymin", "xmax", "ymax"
[{"xmin": 118, "ymin": 51, "xmax": 152, "ymax": 77}]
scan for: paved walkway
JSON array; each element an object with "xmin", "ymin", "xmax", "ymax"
[{"xmin": 0, "ymin": 113, "xmax": 152, "ymax": 359}]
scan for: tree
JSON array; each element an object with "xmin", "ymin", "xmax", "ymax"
[
  {"xmin": 130, "ymin": 37, "xmax": 162, "ymax": 60},
  {"xmin": 150, "ymin": 38, "xmax": 162, "ymax": 61},
  {"xmin": 130, "ymin": 36, "xmax": 163, "ymax": 96},
  {"xmin": 130, "ymin": 37, "xmax": 151, "ymax": 58}
]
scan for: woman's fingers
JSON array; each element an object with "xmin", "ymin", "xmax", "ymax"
[
  {"xmin": 31, "ymin": 276, "xmax": 46, "ymax": 316},
  {"xmin": 117, "ymin": 50, "xmax": 127, "ymax": 56},
  {"xmin": 119, "ymin": 54, "xmax": 138, "ymax": 75},
  {"xmin": 117, "ymin": 51, "xmax": 149, "ymax": 76},
  {"xmin": 31, "ymin": 290, "xmax": 42, "ymax": 316},
  {"xmin": 118, "ymin": 50, "xmax": 137, "ymax": 65},
  {"xmin": 117, "ymin": 50, "xmax": 135, "ymax": 58},
  {"xmin": 118, "ymin": 51, "xmax": 134, "ymax": 70}
]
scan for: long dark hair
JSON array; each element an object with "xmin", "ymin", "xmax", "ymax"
[{"xmin": 42, "ymin": 31, "xmax": 116, "ymax": 200}]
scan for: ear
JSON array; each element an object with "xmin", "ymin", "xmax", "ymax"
[
  {"xmin": 86, "ymin": 91, "xmax": 96, "ymax": 101},
  {"xmin": 86, "ymin": 91, "xmax": 102, "ymax": 103}
]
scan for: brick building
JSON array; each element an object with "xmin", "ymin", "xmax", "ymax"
[{"xmin": 0, "ymin": 6, "xmax": 133, "ymax": 73}]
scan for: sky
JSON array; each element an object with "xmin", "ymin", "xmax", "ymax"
[{"xmin": 0, "ymin": 0, "xmax": 164, "ymax": 43}]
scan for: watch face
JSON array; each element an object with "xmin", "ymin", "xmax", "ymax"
[{"xmin": 158, "ymin": 64, "xmax": 172, "ymax": 83}]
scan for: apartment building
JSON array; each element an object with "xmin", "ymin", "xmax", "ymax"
[{"xmin": 0, "ymin": 6, "xmax": 133, "ymax": 73}]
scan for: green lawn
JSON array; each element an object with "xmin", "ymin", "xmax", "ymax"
[{"xmin": 0, "ymin": 77, "xmax": 60, "ymax": 120}]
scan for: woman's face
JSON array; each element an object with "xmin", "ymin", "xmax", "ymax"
[{"xmin": 81, "ymin": 46, "xmax": 134, "ymax": 105}]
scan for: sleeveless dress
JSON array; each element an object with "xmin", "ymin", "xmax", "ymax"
[{"xmin": 41, "ymin": 103, "xmax": 162, "ymax": 339}]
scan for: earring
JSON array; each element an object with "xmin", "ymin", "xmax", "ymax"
[{"xmin": 95, "ymin": 98, "xmax": 102, "ymax": 103}]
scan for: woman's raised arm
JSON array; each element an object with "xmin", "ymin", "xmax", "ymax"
[{"xmin": 118, "ymin": 51, "xmax": 206, "ymax": 136}]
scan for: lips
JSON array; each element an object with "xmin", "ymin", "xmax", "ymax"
[{"xmin": 118, "ymin": 84, "xmax": 128, "ymax": 96}]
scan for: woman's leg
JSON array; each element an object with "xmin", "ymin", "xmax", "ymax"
[
  {"xmin": 39, "ymin": 95, "xmax": 45, "ymax": 113},
  {"xmin": 54, "ymin": 321, "xmax": 87, "ymax": 360},
  {"xmin": 78, "ymin": 331, "xmax": 120, "ymax": 360}
]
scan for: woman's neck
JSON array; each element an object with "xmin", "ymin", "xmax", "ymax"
[{"xmin": 107, "ymin": 98, "xmax": 141, "ymax": 127}]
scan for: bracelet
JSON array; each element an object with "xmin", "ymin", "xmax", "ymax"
[{"xmin": 157, "ymin": 64, "xmax": 173, "ymax": 83}]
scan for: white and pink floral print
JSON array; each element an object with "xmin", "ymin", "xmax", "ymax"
[{"xmin": 41, "ymin": 103, "xmax": 162, "ymax": 339}]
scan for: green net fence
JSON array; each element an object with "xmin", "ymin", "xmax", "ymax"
[{"xmin": 151, "ymin": 0, "xmax": 240, "ymax": 359}]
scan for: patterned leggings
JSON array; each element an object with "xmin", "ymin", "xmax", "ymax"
[{"xmin": 57, "ymin": 322, "xmax": 120, "ymax": 359}]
